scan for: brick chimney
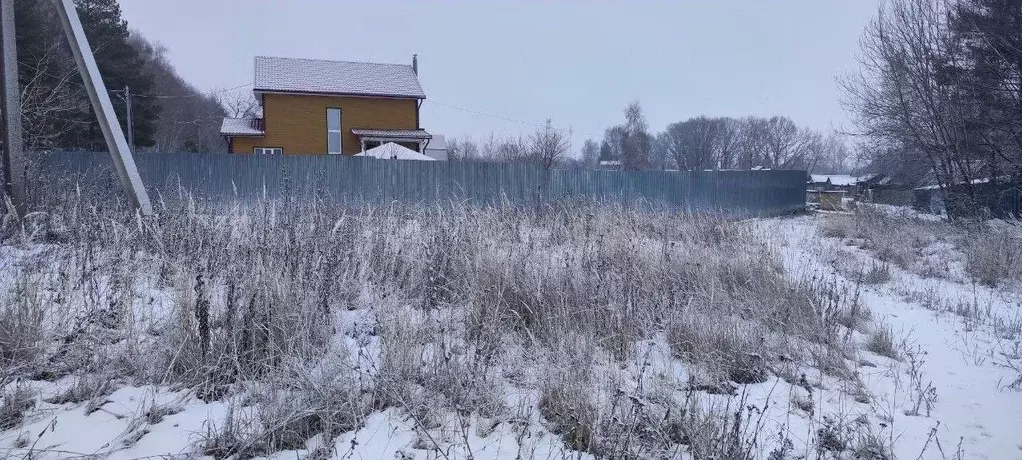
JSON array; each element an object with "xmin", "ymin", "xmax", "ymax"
[{"xmin": 412, "ymin": 54, "xmax": 418, "ymax": 75}]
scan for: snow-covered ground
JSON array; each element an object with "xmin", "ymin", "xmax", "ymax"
[
  {"xmin": 1, "ymin": 210, "xmax": 1020, "ymax": 459},
  {"xmin": 768, "ymin": 214, "xmax": 1022, "ymax": 460}
]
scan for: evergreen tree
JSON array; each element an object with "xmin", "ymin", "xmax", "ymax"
[{"xmin": 69, "ymin": 0, "xmax": 159, "ymax": 149}]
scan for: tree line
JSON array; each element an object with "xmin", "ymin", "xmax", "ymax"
[
  {"xmin": 13, "ymin": 0, "xmax": 227, "ymax": 153},
  {"xmin": 448, "ymin": 102, "xmax": 851, "ymax": 173},
  {"xmin": 843, "ymin": 0, "xmax": 1021, "ymax": 188}
]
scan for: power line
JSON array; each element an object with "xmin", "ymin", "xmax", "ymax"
[
  {"xmin": 426, "ymin": 99, "xmax": 546, "ymax": 129},
  {"xmin": 426, "ymin": 99, "xmax": 602, "ymax": 143},
  {"xmin": 425, "ymin": 99, "xmax": 571, "ymax": 132},
  {"xmin": 133, "ymin": 82, "xmax": 252, "ymax": 99}
]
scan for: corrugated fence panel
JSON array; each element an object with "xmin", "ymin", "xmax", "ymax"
[{"xmin": 31, "ymin": 151, "xmax": 807, "ymax": 216}]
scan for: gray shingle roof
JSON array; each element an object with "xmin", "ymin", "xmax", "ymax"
[
  {"xmin": 220, "ymin": 117, "xmax": 264, "ymax": 136},
  {"xmin": 351, "ymin": 128, "xmax": 432, "ymax": 140},
  {"xmin": 254, "ymin": 56, "xmax": 425, "ymax": 99},
  {"xmin": 424, "ymin": 134, "xmax": 447, "ymax": 150}
]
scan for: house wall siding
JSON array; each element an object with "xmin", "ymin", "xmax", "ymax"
[{"xmin": 231, "ymin": 93, "xmax": 418, "ymax": 155}]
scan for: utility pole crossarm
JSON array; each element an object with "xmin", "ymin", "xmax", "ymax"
[{"xmin": 52, "ymin": 0, "xmax": 152, "ymax": 215}]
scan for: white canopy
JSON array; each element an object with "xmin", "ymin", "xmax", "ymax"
[{"xmin": 354, "ymin": 142, "xmax": 437, "ymax": 161}]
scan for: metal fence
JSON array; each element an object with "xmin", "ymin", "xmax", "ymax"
[{"xmin": 32, "ymin": 151, "xmax": 807, "ymax": 216}]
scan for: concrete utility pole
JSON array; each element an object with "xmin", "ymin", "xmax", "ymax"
[
  {"xmin": 0, "ymin": 0, "xmax": 25, "ymax": 209},
  {"xmin": 52, "ymin": 0, "xmax": 152, "ymax": 215}
]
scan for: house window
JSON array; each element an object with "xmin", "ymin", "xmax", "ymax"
[
  {"xmin": 327, "ymin": 108, "xmax": 342, "ymax": 154},
  {"xmin": 253, "ymin": 147, "xmax": 282, "ymax": 155}
]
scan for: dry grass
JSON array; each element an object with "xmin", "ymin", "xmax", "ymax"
[
  {"xmin": 866, "ymin": 325, "xmax": 899, "ymax": 360},
  {"xmin": 819, "ymin": 205, "xmax": 1022, "ymax": 289},
  {"xmin": 819, "ymin": 206, "xmax": 950, "ymax": 271},
  {"xmin": 0, "ymin": 385, "xmax": 34, "ymax": 432},
  {"xmin": 0, "ymin": 192, "xmax": 878, "ymax": 457},
  {"xmin": 963, "ymin": 227, "xmax": 1022, "ymax": 287},
  {"xmin": 0, "ymin": 277, "xmax": 46, "ymax": 375}
]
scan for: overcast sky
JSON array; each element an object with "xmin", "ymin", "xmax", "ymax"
[{"xmin": 119, "ymin": 0, "xmax": 880, "ymax": 150}]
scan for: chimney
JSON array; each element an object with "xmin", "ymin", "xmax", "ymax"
[{"xmin": 412, "ymin": 54, "xmax": 418, "ymax": 75}]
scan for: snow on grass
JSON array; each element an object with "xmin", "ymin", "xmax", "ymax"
[{"xmin": 1, "ymin": 199, "xmax": 1020, "ymax": 459}]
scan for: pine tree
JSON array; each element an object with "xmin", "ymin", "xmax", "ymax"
[{"xmin": 68, "ymin": 0, "xmax": 159, "ymax": 149}]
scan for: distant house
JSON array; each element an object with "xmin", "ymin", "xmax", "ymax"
[
  {"xmin": 809, "ymin": 174, "xmax": 859, "ymax": 191},
  {"xmin": 423, "ymin": 135, "xmax": 448, "ymax": 161},
  {"xmin": 599, "ymin": 160, "xmax": 622, "ymax": 171},
  {"xmin": 220, "ymin": 55, "xmax": 432, "ymax": 155}
]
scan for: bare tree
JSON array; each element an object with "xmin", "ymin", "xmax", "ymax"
[
  {"xmin": 813, "ymin": 134, "xmax": 854, "ymax": 174},
  {"xmin": 621, "ymin": 101, "xmax": 651, "ymax": 171},
  {"xmin": 841, "ymin": 0, "xmax": 984, "ymax": 190},
  {"xmin": 761, "ymin": 116, "xmax": 810, "ymax": 169},
  {"xmin": 650, "ymin": 133, "xmax": 672, "ymax": 170},
  {"xmin": 528, "ymin": 119, "xmax": 568, "ymax": 169},
  {"xmin": 19, "ymin": 43, "xmax": 85, "ymax": 150},
  {"xmin": 715, "ymin": 117, "xmax": 742, "ymax": 169},
  {"xmin": 733, "ymin": 116, "xmax": 769, "ymax": 168},
  {"xmin": 447, "ymin": 137, "xmax": 480, "ymax": 161},
  {"xmin": 660, "ymin": 116, "xmax": 723, "ymax": 170},
  {"xmin": 218, "ymin": 91, "xmax": 260, "ymax": 119},
  {"xmin": 580, "ymin": 139, "xmax": 600, "ymax": 168},
  {"xmin": 480, "ymin": 134, "xmax": 528, "ymax": 163}
]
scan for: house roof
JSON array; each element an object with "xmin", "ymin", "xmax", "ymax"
[
  {"xmin": 425, "ymin": 134, "xmax": 447, "ymax": 150},
  {"xmin": 351, "ymin": 128, "xmax": 432, "ymax": 140},
  {"xmin": 220, "ymin": 117, "xmax": 264, "ymax": 136},
  {"xmin": 810, "ymin": 174, "xmax": 859, "ymax": 186},
  {"xmin": 253, "ymin": 56, "xmax": 426, "ymax": 99},
  {"xmin": 354, "ymin": 142, "xmax": 437, "ymax": 161}
]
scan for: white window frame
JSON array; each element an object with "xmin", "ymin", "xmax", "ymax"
[
  {"xmin": 253, "ymin": 147, "xmax": 282, "ymax": 155},
  {"xmin": 327, "ymin": 108, "xmax": 342, "ymax": 154}
]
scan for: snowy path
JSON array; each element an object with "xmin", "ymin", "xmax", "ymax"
[{"xmin": 770, "ymin": 215, "xmax": 1022, "ymax": 460}]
